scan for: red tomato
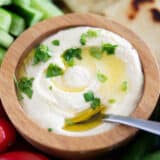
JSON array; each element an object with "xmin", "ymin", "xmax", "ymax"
[
  {"xmin": 0, "ymin": 119, "xmax": 16, "ymax": 153},
  {"xmin": 0, "ymin": 151, "xmax": 49, "ymax": 160}
]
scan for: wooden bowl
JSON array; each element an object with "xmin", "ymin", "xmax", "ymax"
[{"xmin": 0, "ymin": 13, "xmax": 159, "ymax": 159}]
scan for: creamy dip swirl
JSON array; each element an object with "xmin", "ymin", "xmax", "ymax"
[{"xmin": 18, "ymin": 27, "xmax": 143, "ymax": 136}]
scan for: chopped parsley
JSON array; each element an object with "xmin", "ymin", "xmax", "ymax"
[
  {"xmin": 46, "ymin": 64, "xmax": 64, "ymax": 78},
  {"xmin": 80, "ymin": 29, "xmax": 99, "ymax": 45},
  {"xmin": 62, "ymin": 48, "xmax": 82, "ymax": 66},
  {"xmin": 102, "ymin": 43, "xmax": 118, "ymax": 55},
  {"xmin": 80, "ymin": 33, "xmax": 87, "ymax": 45},
  {"xmin": 49, "ymin": 86, "xmax": 52, "ymax": 90},
  {"xmin": 48, "ymin": 128, "xmax": 53, "ymax": 132},
  {"xmin": 97, "ymin": 72, "xmax": 107, "ymax": 83},
  {"xmin": 89, "ymin": 47, "xmax": 103, "ymax": 59},
  {"xmin": 91, "ymin": 97, "xmax": 101, "ymax": 109},
  {"xmin": 33, "ymin": 44, "xmax": 51, "ymax": 64},
  {"xmin": 108, "ymin": 98, "xmax": 116, "ymax": 104},
  {"xmin": 121, "ymin": 81, "xmax": 128, "ymax": 92},
  {"xmin": 17, "ymin": 77, "xmax": 34, "ymax": 99},
  {"xmin": 83, "ymin": 91, "xmax": 101, "ymax": 109},
  {"xmin": 83, "ymin": 91, "xmax": 94, "ymax": 102},
  {"xmin": 65, "ymin": 119, "xmax": 75, "ymax": 126},
  {"xmin": 52, "ymin": 39, "xmax": 60, "ymax": 46}
]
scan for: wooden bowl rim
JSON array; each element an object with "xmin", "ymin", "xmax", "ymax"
[{"xmin": 0, "ymin": 13, "xmax": 159, "ymax": 153}]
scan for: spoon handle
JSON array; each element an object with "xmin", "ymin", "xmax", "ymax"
[{"xmin": 103, "ymin": 114, "xmax": 160, "ymax": 136}]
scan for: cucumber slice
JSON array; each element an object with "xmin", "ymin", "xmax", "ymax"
[
  {"xmin": 0, "ymin": 29, "xmax": 14, "ymax": 48},
  {"xmin": 12, "ymin": 0, "xmax": 30, "ymax": 6},
  {"xmin": 0, "ymin": 0, "xmax": 12, "ymax": 6},
  {"xmin": 10, "ymin": 13, "xmax": 26, "ymax": 36},
  {"xmin": 30, "ymin": 0, "xmax": 63, "ymax": 19},
  {"xmin": 0, "ymin": 47, "xmax": 6, "ymax": 65},
  {"xmin": 0, "ymin": 8, "xmax": 12, "ymax": 32},
  {"xmin": 11, "ymin": 5, "xmax": 43, "ymax": 26}
]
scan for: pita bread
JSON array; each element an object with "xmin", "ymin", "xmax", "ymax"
[
  {"xmin": 62, "ymin": 0, "xmax": 118, "ymax": 13},
  {"xmin": 103, "ymin": 0, "xmax": 160, "ymax": 67}
]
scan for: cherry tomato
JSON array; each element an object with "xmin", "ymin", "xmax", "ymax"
[
  {"xmin": 0, "ymin": 151, "xmax": 49, "ymax": 160},
  {"xmin": 0, "ymin": 119, "xmax": 16, "ymax": 153}
]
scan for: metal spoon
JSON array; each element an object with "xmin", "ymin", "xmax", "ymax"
[{"xmin": 103, "ymin": 114, "xmax": 160, "ymax": 136}]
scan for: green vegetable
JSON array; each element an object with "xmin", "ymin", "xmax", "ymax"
[
  {"xmin": 10, "ymin": 13, "xmax": 26, "ymax": 36},
  {"xmin": 17, "ymin": 77, "xmax": 34, "ymax": 99},
  {"xmin": 0, "ymin": 8, "xmax": 12, "ymax": 32},
  {"xmin": 12, "ymin": 4, "xmax": 43, "ymax": 26},
  {"xmin": 121, "ymin": 81, "xmax": 128, "ymax": 92},
  {"xmin": 46, "ymin": 63, "xmax": 63, "ymax": 78},
  {"xmin": 52, "ymin": 39, "xmax": 60, "ymax": 46},
  {"xmin": 80, "ymin": 29, "xmax": 99, "ymax": 45},
  {"xmin": 91, "ymin": 97, "xmax": 101, "ymax": 109},
  {"xmin": 0, "ymin": 47, "xmax": 6, "ymax": 65},
  {"xmin": 12, "ymin": 0, "xmax": 31, "ymax": 6},
  {"xmin": 102, "ymin": 43, "xmax": 118, "ymax": 54},
  {"xmin": 83, "ymin": 91, "xmax": 94, "ymax": 102},
  {"xmin": 30, "ymin": 0, "xmax": 63, "ymax": 19},
  {"xmin": 80, "ymin": 33, "xmax": 87, "ymax": 45},
  {"xmin": 0, "ymin": 0, "xmax": 12, "ymax": 6},
  {"xmin": 48, "ymin": 128, "xmax": 53, "ymax": 132},
  {"xmin": 33, "ymin": 44, "xmax": 51, "ymax": 64},
  {"xmin": 49, "ymin": 86, "xmax": 52, "ymax": 90},
  {"xmin": 143, "ymin": 151, "xmax": 160, "ymax": 160},
  {"xmin": 97, "ymin": 72, "xmax": 107, "ymax": 83},
  {"xmin": 108, "ymin": 99, "xmax": 116, "ymax": 104},
  {"xmin": 62, "ymin": 48, "xmax": 82, "ymax": 66},
  {"xmin": 0, "ymin": 29, "xmax": 14, "ymax": 48},
  {"xmin": 89, "ymin": 47, "xmax": 102, "ymax": 59}
]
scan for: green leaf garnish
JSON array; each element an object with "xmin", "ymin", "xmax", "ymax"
[
  {"xmin": 108, "ymin": 99, "xmax": 116, "ymax": 104},
  {"xmin": 48, "ymin": 128, "xmax": 53, "ymax": 132},
  {"xmin": 97, "ymin": 72, "xmax": 107, "ymax": 83},
  {"xmin": 102, "ymin": 43, "xmax": 118, "ymax": 54},
  {"xmin": 62, "ymin": 48, "xmax": 82, "ymax": 66},
  {"xmin": 46, "ymin": 64, "xmax": 64, "ymax": 78},
  {"xmin": 80, "ymin": 29, "xmax": 99, "ymax": 45},
  {"xmin": 90, "ymin": 47, "xmax": 103, "ymax": 59},
  {"xmin": 49, "ymin": 86, "xmax": 52, "ymax": 90},
  {"xmin": 65, "ymin": 119, "xmax": 75, "ymax": 126},
  {"xmin": 17, "ymin": 77, "xmax": 34, "ymax": 99},
  {"xmin": 120, "ymin": 81, "xmax": 128, "ymax": 92},
  {"xmin": 52, "ymin": 39, "xmax": 60, "ymax": 46},
  {"xmin": 80, "ymin": 33, "xmax": 87, "ymax": 45},
  {"xmin": 33, "ymin": 44, "xmax": 51, "ymax": 64},
  {"xmin": 83, "ymin": 91, "xmax": 94, "ymax": 102},
  {"xmin": 91, "ymin": 97, "xmax": 101, "ymax": 109}
]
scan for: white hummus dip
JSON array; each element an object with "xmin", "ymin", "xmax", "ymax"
[{"xmin": 17, "ymin": 27, "xmax": 143, "ymax": 136}]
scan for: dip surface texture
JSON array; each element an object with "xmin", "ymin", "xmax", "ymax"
[{"xmin": 17, "ymin": 27, "xmax": 143, "ymax": 136}]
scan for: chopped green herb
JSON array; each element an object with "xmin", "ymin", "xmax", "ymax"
[
  {"xmin": 62, "ymin": 48, "xmax": 82, "ymax": 66},
  {"xmin": 80, "ymin": 33, "xmax": 87, "ymax": 45},
  {"xmin": 108, "ymin": 99, "xmax": 116, "ymax": 104},
  {"xmin": 14, "ymin": 76, "xmax": 23, "ymax": 100},
  {"xmin": 90, "ymin": 47, "xmax": 103, "ymax": 59},
  {"xmin": 49, "ymin": 86, "xmax": 52, "ymax": 90},
  {"xmin": 121, "ymin": 81, "xmax": 128, "ymax": 92},
  {"xmin": 17, "ymin": 77, "xmax": 34, "ymax": 99},
  {"xmin": 102, "ymin": 43, "xmax": 118, "ymax": 55},
  {"xmin": 33, "ymin": 44, "xmax": 51, "ymax": 64},
  {"xmin": 52, "ymin": 39, "xmax": 60, "ymax": 46},
  {"xmin": 86, "ymin": 29, "xmax": 99, "ymax": 38},
  {"xmin": 46, "ymin": 64, "xmax": 64, "ymax": 78},
  {"xmin": 97, "ymin": 72, "xmax": 107, "ymax": 83},
  {"xmin": 48, "ymin": 128, "xmax": 53, "ymax": 132},
  {"xmin": 83, "ymin": 91, "xmax": 94, "ymax": 102},
  {"xmin": 65, "ymin": 119, "xmax": 75, "ymax": 126},
  {"xmin": 80, "ymin": 29, "xmax": 99, "ymax": 45},
  {"xmin": 91, "ymin": 97, "xmax": 101, "ymax": 109}
]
